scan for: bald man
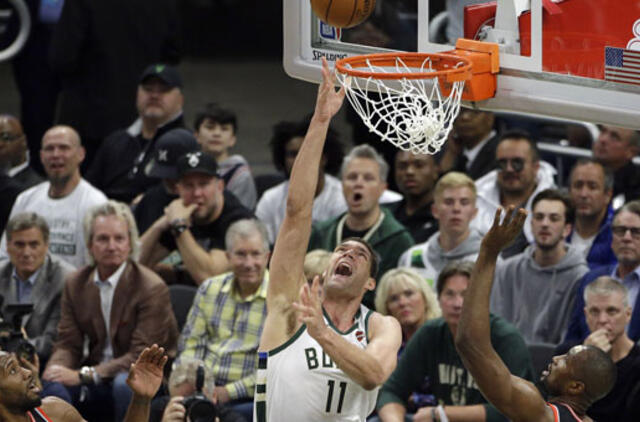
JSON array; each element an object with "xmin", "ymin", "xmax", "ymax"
[
  {"xmin": 0, "ymin": 125, "xmax": 107, "ymax": 268},
  {"xmin": 0, "ymin": 115, "xmax": 43, "ymax": 188}
]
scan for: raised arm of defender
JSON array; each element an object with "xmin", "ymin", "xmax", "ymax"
[
  {"xmin": 455, "ymin": 207, "xmax": 555, "ymax": 422},
  {"xmin": 260, "ymin": 59, "xmax": 346, "ymax": 350}
]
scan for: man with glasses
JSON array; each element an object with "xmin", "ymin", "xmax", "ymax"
[
  {"xmin": 565, "ymin": 200, "xmax": 640, "ymax": 343},
  {"xmin": 0, "ymin": 115, "xmax": 43, "ymax": 188},
  {"xmin": 473, "ymin": 130, "xmax": 557, "ymax": 257},
  {"xmin": 176, "ymin": 218, "xmax": 269, "ymax": 421}
]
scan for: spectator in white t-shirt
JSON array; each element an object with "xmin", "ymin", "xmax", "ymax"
[{"xmin": 0, "ymin": 125, "xmax": 107, "ymax": 267}]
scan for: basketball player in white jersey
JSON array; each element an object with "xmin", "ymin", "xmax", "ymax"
[{"xmin": 254, "ymin": 58, "xmax": 401, "ymax": 421}]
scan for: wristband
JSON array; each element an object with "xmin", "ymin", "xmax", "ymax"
[{"xmin": 437, "ymin": 405, "xmax": 449, "ymax": 422}]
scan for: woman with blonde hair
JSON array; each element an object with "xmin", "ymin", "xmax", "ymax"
[{"xmin": 375, "ymin": 267, "xmax": 440, "ymax": 344}]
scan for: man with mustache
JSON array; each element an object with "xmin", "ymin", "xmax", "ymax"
[{"xmin": 473, "ymin": 130, "xmax": 557, "ymax": 258}]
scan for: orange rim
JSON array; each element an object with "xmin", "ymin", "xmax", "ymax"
[{"xmin": 335, "ymin": 52, "xmax": 472, "ymax": 82}]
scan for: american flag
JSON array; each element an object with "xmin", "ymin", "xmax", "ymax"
[{"xmin": 604, "ymin": 46, "xmax": 640, "ymax": 86}]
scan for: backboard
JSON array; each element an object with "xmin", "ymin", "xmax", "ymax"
[{"xmin": 283, "ymin": 0, "xmax": 640, "ymax": 129}]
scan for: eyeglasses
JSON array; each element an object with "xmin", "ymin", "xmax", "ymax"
[
  {"xmin": 497, "ymin": 158, "xmax": 525, "ymax": 172},
  {"xmin": 611, "ymin": 225, "xmax": 640, "ymax": 239},
  {"xmin": 0, "ymin": 132, "xmax": 23, "ymax": 142}
]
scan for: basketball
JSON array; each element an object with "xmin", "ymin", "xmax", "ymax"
[{"xmin": 310, "ymin": 0, "xmax": 376, "ymax": 29}]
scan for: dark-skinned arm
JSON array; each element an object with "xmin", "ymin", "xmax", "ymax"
[{"xmin": 454, "ymin": 206, "xmax": 554, "ymax": 422}]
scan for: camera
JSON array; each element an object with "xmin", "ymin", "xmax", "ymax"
[
  {"xmin": 182, "ymin": 364, "xmax": 217, "ymax": 422},
  {"xmin": 0, "ymin": 296, "xmax": 36, "ymax": 363}
]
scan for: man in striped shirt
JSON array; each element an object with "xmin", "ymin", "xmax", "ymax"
[{"xmin": 177, "ymin": 218, "xmax": 270, "ymax": 421}]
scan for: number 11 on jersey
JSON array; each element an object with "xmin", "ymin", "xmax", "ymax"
[{"xmin": 326, "ymin": 379, "xmax": 347, "ymax": 413}]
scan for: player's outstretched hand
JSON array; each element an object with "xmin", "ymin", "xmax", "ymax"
[
  {"xmin": 293, "ymin": 275, "xmax": 328, "ymax": 340},
  {"xmin": 127, "ymin": 344, "xmax": 168, "ymax": 399},
  {"xmin": 314, "ymin": 57, "xmax": 346, "ymax": 123},
  {"xmin": 482, "ymin": 206, "xmax": 527, "ymax": 255}
]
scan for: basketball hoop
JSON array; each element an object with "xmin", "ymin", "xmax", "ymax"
[{"xmin": 335, "ymin": 39, "xmax": 500, "ymax": 154}]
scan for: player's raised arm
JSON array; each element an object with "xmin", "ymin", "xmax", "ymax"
[
  {"xmin": 267, "ymin": 58, "xmax": 346, "ymax": 306},
  {"xmin": 455, "ymin": 207, "xmax": 554, "ymax": 422}
]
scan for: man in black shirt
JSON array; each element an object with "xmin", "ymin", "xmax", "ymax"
[
  {"xmin": 557, "ymin": 276, "xmax": 640, "ymax": 422},
  {"xmin": 133, "ymin": 128, "xmax": 198, "ymax": 233},
  {"xmin": 139, "ymin": 151, "xmax": 253, "ymax": 285},
  {"xmin": 86, "ymin": 64, "xmax": 186, "ymax": 203},
  {"xmin": 386, "ymin": 150, "xmax": 439, "ymax": 243}
]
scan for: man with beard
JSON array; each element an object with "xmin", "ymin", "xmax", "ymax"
[
  {"xmin": 567, "ymin": 159, "xmax": 616, "ymax": 269},
  {"xmin": 0, "ymin": 344, "xmax": 168, "ymax": 421},
  {"xmin": 456, "ymin": 206, "xmax": 617, "ymax": 422},
  {"xmin": 473, "ymin": 130, "xmax": 557, "ymax": 258},
  {"xmin": 438, "ymin": 108, "xmax": 499, "ymax": 180},
  {"xmin": 491, "ymin": 189, "xmax": 589, "ymax": 345},
  {"xmin": 0, "ymin": 126, "xmax": 107, "ymax": 268},
  {"xmin": 140, "ymin": 152, "xmax": 253, "ymax": 285}
]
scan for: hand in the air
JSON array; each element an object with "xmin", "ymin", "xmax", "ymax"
[
  {"xmin": 292, "ymin": 275, "xmax": 328, "ymax": 341},
  {"xmin": 126, "ymin": 344, "xmax": 168, "ymax": 399},
  {"xmin": 314, "ymin": 58, "xmax": 346, "ymax": 123},
  {"xmin": 481, "ymin": 206, "xmax": 527, "ymax": 255}
]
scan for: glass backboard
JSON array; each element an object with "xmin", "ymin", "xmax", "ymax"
[{"xmin": 283, "ymin": 0, "xmax": 640, "ymax": 129}]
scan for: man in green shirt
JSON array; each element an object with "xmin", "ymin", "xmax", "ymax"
[{"xmin": 377, "ymin": 261, "xmax": 534, "ymax": 422}]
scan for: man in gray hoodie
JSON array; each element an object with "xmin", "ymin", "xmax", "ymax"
[
  {"xmin": 398, "ymin": 172, "xmax": 483, "ymax": 289},
  {"xmin": 490, "ymin": 189, "xmax": 589, "ymax": 345}
]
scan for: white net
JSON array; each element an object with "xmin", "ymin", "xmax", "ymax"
[{"xmin": 335, "ymin": 55, "xmax": 466, "ymax": 155}]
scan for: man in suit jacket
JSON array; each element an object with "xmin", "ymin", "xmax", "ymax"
[
  {"xmin": 0, "ymin": 212, "xmax": 75, "ymax": 362},
  {"xmin": 42, "ymin": 200, "xmax": 178, "ymax": 422}
]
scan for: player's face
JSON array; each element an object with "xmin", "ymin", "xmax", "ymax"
[
  {"xmin": 0, "ymin": 352, "xmax": 42, "ymax": 412},
  {"xmin": 7, "ymin": 228, "xmax": 49, "ymax": 280},
  {"xmin": 584, "ymin": 291, "xmax": 631, "ymax": 343},
  {"xmin": 196, "ymin": 118, "xmax": 236, "ymax": 158},
  {"xmin": 432, "ymin": 187, "xmax": 477, "ymax": 237},
  {"xmin": 531, "ymin": 199, "xmax": 571, "ymax": 251},
  {"xmin": 438, "ymin": 274, "xmax": 468, "ymax": 328},
  {"xmin": 569, "ymin": 163, "xmax": 611, "ymax": 219},
  {"xmin": 385, "ymin": 281, "xmax": 426, "ymax": 330},
  {"xmin": 611, "ymin": 211, "xmax": 640, "ymax": 267},
  {"xmin": 496, "ymin": 139, "xmax": 539, "ymax": 196},
  {"xmin": 592, "ymin": 125, "xmax": 637, "ymax": 168},
  {"xmin": 177, "ymin": 173, "xmax": 224, "ymax": 224},
  {"xmin": 394, "ymin": 151, "xmax": 439, "ymax": 199},
  {"xmin": 342, "ymin": 158, "xmax": 386, "ymax": 216},
  {"xmin": 228, "ymin": 234, "xmax": 269, "ymax": 293},
  {"xmin": 325, "ymin": 240, "xmax": 374, "ymax": 296},
  {"xmin": 89, "ymin": 215, "xmax": 131, "ymax": 273},
  {"xmin": 136, "ymin": 78, "xmax": 183, "ymax": 122},
  {"xmin": 541, "ymin": 345, "xmax": 585, "ymax": 394}
]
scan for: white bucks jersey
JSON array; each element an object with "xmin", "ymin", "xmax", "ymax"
[{"xmin": 255, "ymin": 305, "xmax": 377, "ymax": 421}]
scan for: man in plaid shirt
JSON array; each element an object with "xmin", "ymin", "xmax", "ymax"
[{"xmin": 177, "ymin": 218, "xmax": 270, "ymax": 420}]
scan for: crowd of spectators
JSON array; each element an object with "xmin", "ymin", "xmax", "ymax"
[{"xmin": 1, "ymin": 60, "xmax": 640, "ymax": 421}]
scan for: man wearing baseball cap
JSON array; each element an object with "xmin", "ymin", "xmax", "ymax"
[
  {"xmin": 140, "ymin": 151, "xmax": 254, "ymax": 285},
  {"xmin": 133, "ymin": 128, "xmax": 199, "ymax": 234},
  {"xmin": 86, "ymin": 63, "xmax": 186, "ymax": 203}
]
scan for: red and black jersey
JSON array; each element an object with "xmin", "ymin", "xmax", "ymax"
[
  {"xmin": 547, "ymin": 402, "xmax": 584, "ymax": 421},
  {"xmin": 27, "ymin": 407, "xmax": 53, "ymax": 422}
]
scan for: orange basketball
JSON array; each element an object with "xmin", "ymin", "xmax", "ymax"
[{"xmin": 310, "ymin": 0, "xmax": 376, "ymax": 29}]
